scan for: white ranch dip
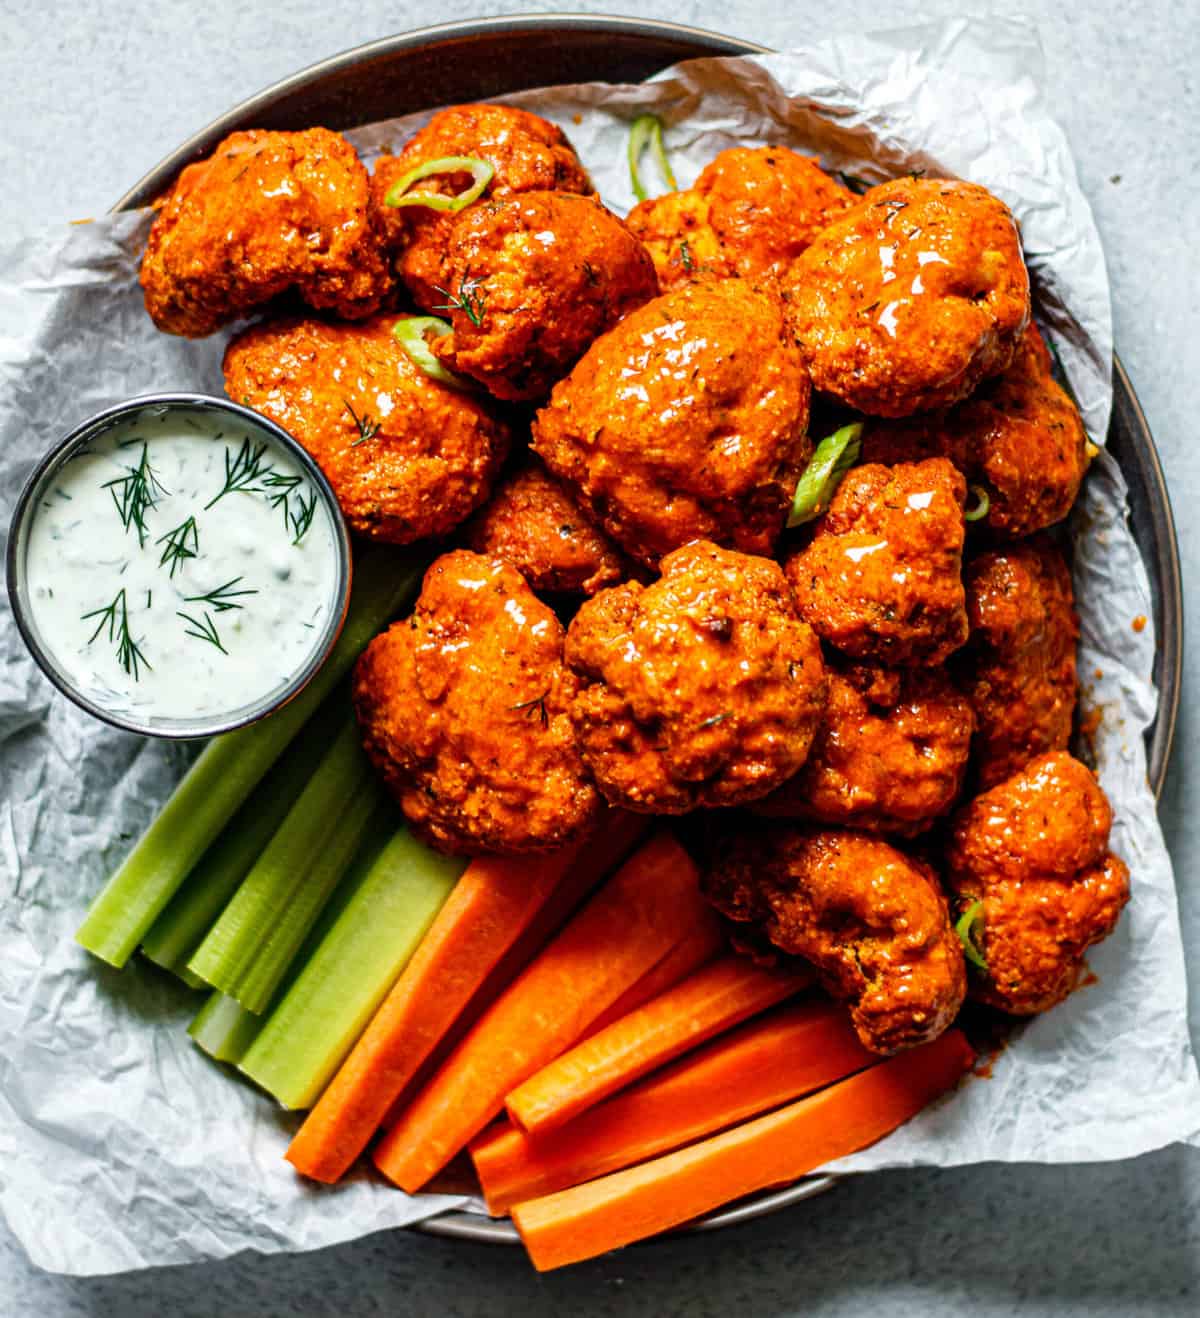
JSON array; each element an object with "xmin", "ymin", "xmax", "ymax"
[{"xmin": 23, "ymin": 405, "xmax": 341, "ymax": 727}]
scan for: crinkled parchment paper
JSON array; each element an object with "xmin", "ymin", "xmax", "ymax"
[{"xmin": 0, "ymin": 16, "xmax": 1196, "ymax": 1277}]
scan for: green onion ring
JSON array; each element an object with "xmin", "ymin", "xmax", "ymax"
[
  {"xmin": 392, "ymin": 317, "xmax": 469, "ymax": 390},
  {"xmin": 955, "ymin": 899, "xmax": 988, "ymax": 971},
  {"xmin": 384, "ymin": 156, "xmax": 495, "ymax": 212},
  {"xmin": 787, "ymin": 422, "xmax": 864, "ymax": 528},
  {"xmin": 627, "ymin": 115, "xmax": 678, "ymax": 203},
  {"xmin": 964, "ymin": 484, "xmax": 991, "ymax": 522}
]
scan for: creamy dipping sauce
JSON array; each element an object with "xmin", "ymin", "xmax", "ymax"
[{"xmin": 22, "ymin": 404, "xmax": 341, "ymax": 728}]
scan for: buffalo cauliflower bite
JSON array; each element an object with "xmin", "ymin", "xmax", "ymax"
[
  {"xmin": 703, "ymin": 823, "xmax": 967, "ymax": 1054},
  {"xmin": 783, "ymin": 177, "xmax": 1030, "ymax": 416},
  {"xmin": 223, "ymin": 314, "xmax": 510, "ymax": 544},
  {"xmin": 371, "ymin": 104, "xmax": 592, "ymax": 308},
  {"xmin": 353, "ymin": 551, "xmax": 599, "ymax": 855},
  {"xmin": 463, "ymin": 455, "xmax": 632, "ymax": 597},
  {"xmin": 564, "ymin": 540, "xmax": 826, "ymax": 814},
  {"xmin": 626, "ymin": 146, "xmax": 853, "ymax": 292},
  {"xmin": 946, "ymin": 751, "xmax": 1130, "ymax": 1015},
  {"xmin": 141, "ymin": 128, "xmax": 390, "ymax": 338},
  {"xmin": 785, "ymin": 457, "xmax": 969, "ymax": 666},
  {"xmin": 959, "ymin": 539, "xmax": 1078, "ymax": 789},
  {"xmin": 427, "ymin": 191, "xmax": 659, "ymax": 401},
  {"xmin": 533, "ymin": 279, "xmax": 812, "ymax": 568},
  {"xmin": 753, "ymin": 662, "xmax": 974, "ymax": 835},
  {"xmin": 859, "ymin": 325, "xmax": 1089, "ymax": 538}
]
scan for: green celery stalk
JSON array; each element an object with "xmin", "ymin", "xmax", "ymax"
[
  {"xmin": 188, "ymin": 719, "xmax": 384, "ymax": 1011},
  {"xmin": 76, "ymin": 547, "xmax": 424, "ymax": 968},
  {"xmin": 189, "ymin": 812, "xmax": 400, "ymax": 1066},
  {"xmin": 189, "ymin": 991, "xmax": 264, "ymax": 1064},
  {"xmin": 239, "ymin": 828, "xmax": 465, "ymax": 1109}
]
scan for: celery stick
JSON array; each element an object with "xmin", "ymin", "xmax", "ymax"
[
  {"xmin": 239, "ymin": 829, "xmax": 465, "ymax": 1109},
  {"xmin": 140, "ymin": 691, "xmax": 348, "ymax": 977},
  {"xmin": 189, "ymin": 992, "xmax": 264, "ymax": 1064},
  {"xmin": 177, "ymin": 964, "xmax": 210, "ymax": 992},
  {"xmin": 189, "ymin": 813, "xmax": 399, "ymax": 1066},
  {"xmin": 76, "ymin": 548, "xmax": 424, "ymax": 968},
  {"xmin": 187, "ymin": 715, "xmax": 375, "ymax": 1004}
]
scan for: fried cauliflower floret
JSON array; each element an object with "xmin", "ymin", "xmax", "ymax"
[
  {"xmin": 783, "ymin": 177, "xmax": 1030, "ymax": 416},
  {"xmin": 958, "ymin": 539, "xmax": 1078, "ymax": 789},
  {"xmin": 463, "ymin": 455, "xmax": 631, "ymax": 597},
  {"xmin": 223, "ymin": 314, "xmax": 509, "ymax": 544},
  {"xmin": 625, "ymin": 189, "xmax": 725, "ymax": 291},
  {"xmin": 626, "ymin": 147, "xmax": 853, "ymax": 293},
  {"xmin": 533, "ymin": 279, "xmax": 812, "ymax": 568},
  {"xmin": 785, "ymin": 458, "xmax": 969, "ymax": 666},
  {"xmin": 703, "ymin": 823, "xmax": 966, "ymax": 1054},
  {"xmin": 371, "ymin": 103, "xmax": 592, "ymax": 307},
  {"xmin": 946, "ymin": 752, "xmax": 1130, "ymax": 1015},
  {"xmin": 753, "ymin": 662, "xmax": 974, "ymax": 835},
  {"xmin": 141, "ymin": 128, "xmax": 390, "ymax": 338},
  {"xmin": 564, "ymin": 541, "xmax": 826, "ymax": 814},
  {"xmin": 860, "ymin": 326, "xmax": 1090, "ymax": 537},
  {"xmin": 354, "ymin": 551, "xmax": 599, "ymax": 854},
  {"xmin": 427, "ymin": 191, "xmax": 658, "ymax": 401}
]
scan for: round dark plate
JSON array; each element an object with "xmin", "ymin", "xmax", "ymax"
[{"xmin": 113, "ymin": 13, "xmax": 1182, "ymax": 1247}]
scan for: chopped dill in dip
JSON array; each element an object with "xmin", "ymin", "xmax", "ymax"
[{"xmin": 23, "ymin": 405, "xmax": 340, "ymax": 726}]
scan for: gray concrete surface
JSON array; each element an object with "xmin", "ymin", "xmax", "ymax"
[{"xmin": 1, "ymin": 0, "xmax": 1198, "ymax": 1312}]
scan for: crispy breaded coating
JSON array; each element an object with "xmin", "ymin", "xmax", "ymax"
[
  {"xmin": 785, "ymin": 458, "xmax": 969, "ymax": 666},
  {"xmin": 959, "ymin": 539, "xmax": 1078, "ymax": 789},
  {"xmin": 625, "ymin": 189, "xmax": 725, "ymax": 292},
  {"xmin": 463, "ymin": 455, "xmax": 631, "ymax": 597},
  {"xmin": 533, "ymin": 279, "xmax": 812, "ymax": 568},
  {"xmin": 565, "ymin": 541, "xmax": 826, "ymax": 814},
  {"xmin": 371, "ymin": 104, "xmax": 592, "ymax": 308},
  {"xmin": 223, "ymin": 314, "xmax": 509, "ymax": 544},
  {"xmin": 783, "ymin": 177, "xmax": 1030, "ymax": 416},
  {"xmin": 626, "ymin": 146, "xmax": 851, "ymax": 292},
  {"xmin": 354, "ymin": 551, "xmax": 599, "ymax": 854},
  {"xmin": 703, "ymin": 823, "xmax": 966, "ymax": 1054},
  {"xmin": 753, "ymin": 662, "xmax": 974, "ymax": 835},
  {"xmin": 946, "ymin": 752, "xmax": 1130, "ymax": 1015},
  {"xmin": 860, "ymin": 326, "xmax": 1089, "ymax": 537},
  {"xmin": 141, "ymin": 128, "xmax": 390, "ymax": 338},
  {"xmin": 427, "ymin": 191, "xmax": 658, "ymax": 401}
]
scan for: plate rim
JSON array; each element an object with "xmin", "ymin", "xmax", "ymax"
[{"xmin": 107, "ymin": 10, "xmax": 1184, "ymax": 1248}]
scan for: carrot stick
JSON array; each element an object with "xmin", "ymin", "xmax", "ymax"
[
  {"xmin": 583, "ymin": 910, "xmax": 725, "ymax": 1038},
  {"xmin": 471, "ymin": 1000, "xmax": 873, "ymax": 1214},
  {"xmin": 372, "ymin": 830, "xmax": 707, "ymax": 1192},
  {"xmin": 506, "ymin": 956, "xmax": 811, "ymax": 1136},
  {"xmin": 512, "ymin": 1028, "xmax": 975, "ymax": 1270},
  {"xmin": 286, "ymin": 811, "xmax": 647, "ymax": 1183}
]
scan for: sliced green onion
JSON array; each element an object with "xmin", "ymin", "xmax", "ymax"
[
  {"xmin": 628, "ymin": 115, "xmax": 677, "ymax": 203},
  {"xmin": 955, "ymin": 899, "xmax": 988, "ymax": 971},
  {"xmin": 239, "ymin": 827, "xmax": 465, "ymax": 1109},
  {"xmin": 964, "ymin": 484, "xmax": 991, "ymax": 522},
  {"xmin": 787, "ymin": 422, "xmax": 864, "ymax": 528},
  {"xmin": 384, "ymin": 155, "xmax": 495, "ymax": 212},
  {"xmin": 393, "ymin": 317, "xmax": 470, "ymax": 390},
  {"xmin": 75, "ymin": 546, "xmax": 426, "ymax": 968}
]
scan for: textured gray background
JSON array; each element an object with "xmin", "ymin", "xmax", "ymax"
[{"xmin": 2, "ymin": 0, "xmax": 1198, "ymax": 1313}]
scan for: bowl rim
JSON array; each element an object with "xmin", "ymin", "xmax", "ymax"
[
  {"xmin": 104, "ymin": 10, "xmax": 1184, "ymax": 1246},
  {"xmin": 5, "ymin": 391, "xmax": 353, "ymax": 740}
]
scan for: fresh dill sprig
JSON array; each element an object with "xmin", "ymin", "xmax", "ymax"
[
  {"xmin": 183, "ymin": 576, "xmax": 257, "ymax": 613},
  {"xmin": 177, "ymin": 609, "xmax": 228, "ymax": 655},
  {"xmin": 81, "ymin": 587, "xmax": 151, "ymax": 680},
  {"xmin": 343, "ymin": 399, "xmax": 381, "ymax": 448},
  {"xmin": 102, "ymin": 443, "xmax": 169, "ymax": 547},
  {"xmin": 434, "ymin": 275, "xmax": 487, "ymax": 328},
  {"xmin": 511, "ymin": 689, "xmax": 550, "ymax": 729},
  {"xmin": 288, "ymin": 490, "xmax": 317, "ymax": 546},
  {"xmin": 155, "ymin": 514, "xmax": 199, "ymax": 578},
  {"xmin": 204, "ymin": 437, "xmax": 273, "ymax": 508}
]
